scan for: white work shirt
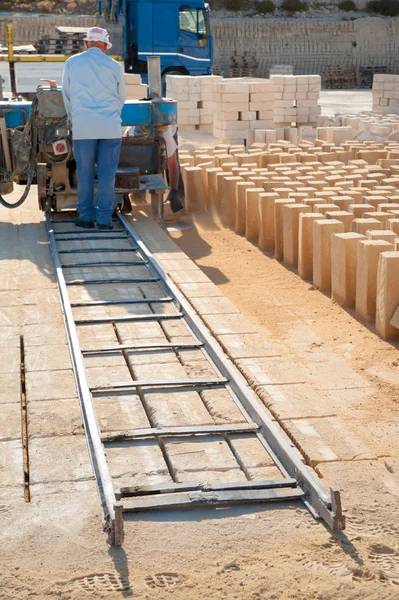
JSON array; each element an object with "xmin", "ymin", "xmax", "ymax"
[
  {"xmin": 124, "ymin": 124, "xmax": 177, "ymax": 158},
  {"xmin": 62, "ymin": 47, "xmax": 126, "ymax": 140}
]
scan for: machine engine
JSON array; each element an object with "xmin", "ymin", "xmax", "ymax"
[{"xmin": 0, "ymin": 80, "xmax": 176, "ymax": 219}]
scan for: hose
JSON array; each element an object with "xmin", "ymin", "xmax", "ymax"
[{"xmin": 0, "ymin": 167, "xmax": 34, "ymax": 208}]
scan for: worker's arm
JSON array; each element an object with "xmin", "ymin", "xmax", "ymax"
[
  {"xmin": 117, "ymin": 64, "xmax": 126, "ymax": 107},
  {"xmin": 167, "ymin": 152, "xmax": 179, "ymax": 191},
  {"xmin": 61, "ymin": 61, "xmax": 72, "ymax": 123}
]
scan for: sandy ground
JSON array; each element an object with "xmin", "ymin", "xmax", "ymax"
[{"xmin": 1, "ymin": 185, "xmax": 399, "ymax": 600}]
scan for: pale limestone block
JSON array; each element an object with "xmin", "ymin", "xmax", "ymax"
[
  {"xmin": 223, "ymin": 176, "xmax": 243, "ymax": 228},
  {"xmin": 235, "ymin": 182, "xmax": 255, "ymax": 235},
  {"xmin": 362, "ymin": 211, "xmax": 393, "ymax": 227},
  {"xmin": 283, "ymin": 204, "xmax": 311, "ymax": 267},
  {"xmin": 258, "ymin": 192, "xmax": 279, "ymax": 251},
  {"xmin": 298, "ymin": 213, "xmax": 325, "ymax": 281},
  {"xmin": 356, "ymin": 240, "xmax": 394, "ymax": 321},
  {"xmin": 366, "ymin": 230, "xmax": 397, "ymax": 244},
  {"xmin": 274, "ymin": 199, "xmax": 291, "ymax": 260},
  {"xmin": 245, "ymin": 188, "xmax": 264, "ymax": 242},
  {"xmin": 184, "ymin": 166, "xmax": 206, "ymax": 213},
  {"xmin": 304, "ymin": 199, "xmax": 325, "ymax": 211},
  {"xmin": 331, "ymin": 232, "xmax": 365, "ymax": 307},
  {"xmin": 325, "ymin": 210, "xmax": 354, "ymax": 232},
  {"xmin": 313, "ymin": 203, "xmax": 340, "ymax": 216},
  {"xmin": 330, "ymin": 196, "xmax": 353, "ymax": 211},
  {"xmin": 313, "ymin": 219, "xmax": 345, "ymax": 291},
  {"xmin": 206, "ymin": 167, "xmax": 223, "ymax": 211},
  {"xmin": 351, "ymin": 218, "xmax": 383, "ymax": 235},
  {"xmin": 216, "ymin": 170, "xmax": 233, "ymax": 214},
  {"xmin": 387, "ymin": 218, "xmax": 399, "ymax": 234},
  {"xmin": 375, "ymin": 251, "xmax": 399, "ymax": 339}
]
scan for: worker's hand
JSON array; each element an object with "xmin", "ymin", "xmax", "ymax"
[{"xmin": 166, "ymin": 189, "xmax": 183, "ymax": 213}]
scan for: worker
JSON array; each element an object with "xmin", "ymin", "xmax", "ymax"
[
  {"xmin": 62, "ymin": 27, "xmax": 126, "ymax": 229},
  {"xmin": 124, "ymin": 124, "xmax": 184, "ymax": 213}
]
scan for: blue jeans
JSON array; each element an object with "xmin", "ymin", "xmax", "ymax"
[{"xmin": 73, "ymin": 138, "xmax": 121, "ymax": 225}]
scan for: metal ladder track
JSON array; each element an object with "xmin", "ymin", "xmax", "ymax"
[{"xmin": 46, "ymin": 213, "xmax": 345, "ymax": 546}]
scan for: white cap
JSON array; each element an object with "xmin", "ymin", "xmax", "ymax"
[{"xmin": 84, "ymin": 26, "xmax": 112, "ymax": 50}]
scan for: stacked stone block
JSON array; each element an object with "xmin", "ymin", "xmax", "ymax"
[
  {"xmin": 124, "ymin": 74, "xmax": 148, "ymax": 100},
  {"xmin": 372, "ymin": 74, "xmax": 399, "ymax": 115},
  {"xmin": 166, "ymin": 74, "xmax": 222, "ymax": 131},
  {"xmin": 271, "ymin": 75, "xmax": 321, "ymax": 127},
  {"xmin": 213, "ymin": 78, "xmax": 274, "ymax": 144}
]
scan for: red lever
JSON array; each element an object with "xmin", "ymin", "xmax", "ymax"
[{"xmin": 40, "ymin": 79, "xmax": 57, "ymax": 88}]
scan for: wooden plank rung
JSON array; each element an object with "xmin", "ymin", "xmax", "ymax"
[
  {"xmin": 102, "ymin": 422, "xmax": 260, "ymax": 443},
  {"xmin": 73, "ymin": 297, "xmax": 172, "ymax": 308},
  {"xmin": 75, "ymin": 312, "xmax": 183, "ymax": 324},
  {"xmin": 82, "ymin": 341, "xmax": 202, "ymax": 353},
  {"xmin": 122, "ymin": 487, "xmax": 304, "ymax": 512},
  {"xmin": 67, "ymin": 277, "xmax": 159, "ymax": 286},
  {"xmin": 116, "ymin": 478, "xmax": 297, "ymax": 499},
  {"xmin": 91, "ymin": 377, "xmax": 228, "ymax": 393}
]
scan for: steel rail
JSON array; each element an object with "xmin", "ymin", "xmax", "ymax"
[
  {"xmin": 118, "ymin": 213, "xmax": 346, "ymax": 531},
  {"xmin": 45, "ymin": 214, "xmax": 124, "ymax": 546}
]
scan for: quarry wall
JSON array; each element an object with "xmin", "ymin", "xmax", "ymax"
[
  {"xmin": 1, "ymin": 14, "xmax": 398, "ymax": 82},
  {"xmin": 211, "ymin": 17, "xmax": 399, "ymax": 79}
]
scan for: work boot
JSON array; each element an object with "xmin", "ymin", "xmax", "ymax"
[
  {"xmin": 75, "ymin": 218, "xmax": 95, "ymax": 229},
  {"xmin": 167, "ymin": 189, "xmax": 183, "ymax": 213},
  {"xmin": 97, "ymin": 223, "xmax": 114, "ymax": 230}
]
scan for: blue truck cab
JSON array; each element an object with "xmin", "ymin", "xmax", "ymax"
[{"xmin": 98, "ymin": 0, "xmax": 213, "ymax": 82}]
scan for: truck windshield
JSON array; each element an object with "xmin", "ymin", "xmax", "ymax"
[{"xmin": 179, "ymin": 8, "xmax": 207, "ymax": 37}]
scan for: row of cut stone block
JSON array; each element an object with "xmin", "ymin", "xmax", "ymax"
[{"xmin": 179, "ymin": 140, "xmax": 399, "ymax": 339}]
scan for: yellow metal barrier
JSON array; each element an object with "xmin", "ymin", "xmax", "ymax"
[
  {"xmin": 6, "ymin": 24, "xmax": 14, "ymax": 62},
  {"xmin": 2, "ymin": 23, "xmax": 122, "ymax": 62},
  {"xmin": 0, "ymin": 55, "xmax": 123, "ymax": 62}
]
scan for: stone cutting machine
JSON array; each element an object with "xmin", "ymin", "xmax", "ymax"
[{"xmin": 0, "ymin": 58, "xmax": 177, "ymax": 222}]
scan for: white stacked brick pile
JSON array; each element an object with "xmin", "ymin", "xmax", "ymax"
[
  {"xmin": 372, "ymin": 74, "xmax": 399, "ymax": 115},
  {"xmin": 271, "ymin": 75, "xmax": 321, "ymax": 126},
  {"xmin": 166, "ymin": 74, "xmax": 222, "ymax": 131},
  {"xmin": 124, "ymin": 73, "xmax": 148, "ymax": 100},
  {"xmin": 213, "ymin": 78, "xmax": 274, "ymax": 144}
]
